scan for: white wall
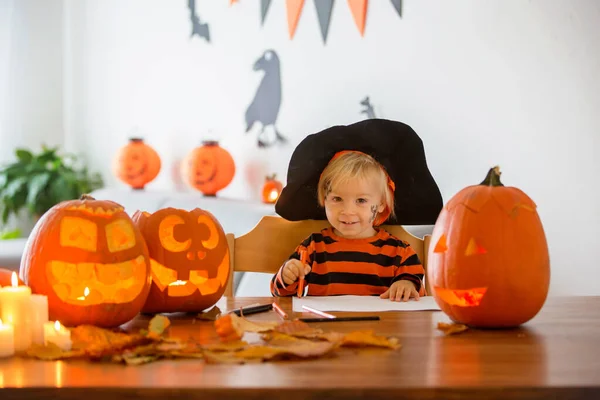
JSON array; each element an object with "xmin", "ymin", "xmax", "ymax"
[{"xmin": 6, "ymin": 0, "xmax": 600, "ymax": 295}]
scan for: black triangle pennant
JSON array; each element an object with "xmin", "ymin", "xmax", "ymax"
[
  {"xmin": 261, "ymin": 0, "xmax": 272, "ymax": 26},
  {"xmin": 314, "ymin": 0, "xmax": 335, "ymax": 44},
  {"xmin": 390, "ymin": 0, "xmax": 402, "ymax": 18}
]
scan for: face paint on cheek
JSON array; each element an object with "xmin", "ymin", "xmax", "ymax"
[{"xmin": 370, "ymin": 205, "xmax": 378, "ymax": 223}]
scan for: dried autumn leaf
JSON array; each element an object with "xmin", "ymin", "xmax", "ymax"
[
  {"xmin": 214, "ymin": 313, "xmax": 279, "ymax": 342},
  {"xmin": 204, "ymin": 340, "xmax": 337, "ymax": 364},
  {"xmin": 437, "ymin": 322, "xmax": 469, "ymax": 335},
  {"xmin": 341, "ymin": 330, "xmax": 401, "ymax": 350},
  {"xmin": 274, "ymin": 320, "xmax": 315, "ymax": 335},
  {"xmin": 147, "ymin": 315, "xmax": 171, "ymax": 339},
  {"xmin": 202, "ymin": 340, "xmax": 249, "ymax": 352},
  {"xmin": 25, "ymin": 342, "xmax": 84, "ymax": 361},
  {"xmin": 197, "ymin": 306, "xmax": 222, "ymax": 321},
  {"xmin": 70, "ymin": 325, "xmax": 153, "ymax": 358}
]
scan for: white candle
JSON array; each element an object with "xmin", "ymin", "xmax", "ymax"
[
  {"xmin": 0, "ymin": 272, "xmax": 32, "ymax": 352},
  {"xmin": 0, "ymin": 318, "xmax": 15, "ymax": 358},
  {"xmin": 43, "ymin": 321, "xmax": 72, "ymax": 351},
  {"xmin": 30, "ymin": 294, "xmax": 49, "ymax": 345}
]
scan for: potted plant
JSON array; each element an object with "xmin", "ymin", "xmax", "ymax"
[{"xmin": 0, "ymin": 145, "xmax": 104, "ymax": 238}]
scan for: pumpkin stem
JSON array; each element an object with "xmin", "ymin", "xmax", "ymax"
[
  {"xmin": 80, "ymin": 194, "xmax": 96, "ymax": 200},
  {"xmin": 480, "ymin": 166, "xmax": 504, "ymax": 187},
  {"xmin": 129, "ymin": 137, "xmax": 144, "ymax": 143},
  {"xmin": 267, "ymin": 173, "xmax": 277, "ymax": 181}
]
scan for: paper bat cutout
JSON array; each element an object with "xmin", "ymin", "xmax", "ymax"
[{"xmin": 188, "ymin": 0, "xmax": 210, "ymax": 42}]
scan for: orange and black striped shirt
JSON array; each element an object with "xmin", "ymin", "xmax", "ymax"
[{"xmin": 270, "ymin": 227, "xmax": 425, "ymax": 297}]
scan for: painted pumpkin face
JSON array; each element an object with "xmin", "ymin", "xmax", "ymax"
[
  {"xmin": 113, "ymin": 138, "xmax": 161, "ymax": 190},
  {"xmin": 427, "ymin": 167, "xmax": 550, "ymax": 328},
  {"xmin": 132, "ymin": 207, "xmax": 230, "ymax": 313},
  {"xmin": 19, "ymin": 196, "xmax": 152, "ymax": 328},
  {"xmin": 182, "ymin": 141, "xmax": 235, "ymax": 196}
]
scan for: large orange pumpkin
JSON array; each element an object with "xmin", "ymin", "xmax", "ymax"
[
  {"xmin": 132, "ymin": 207, "xmax": 230, "ymax": 313},
  {"xmin": 261, "ymin": 173, "xmax": 283, "ymax": 204},
  {"xmin": 0, "ymin": 268, "xmax": 24, "ymax": 287},
  {"xmin": 181, "ymin": 141, "xmax": 235, "ymax": 196},
  {"xmin": 113, "ymin": 138, "xmax": 161, "ymax": 190},
  {"xmin": 427, "ymin": 167, "xmax": 550, "ymax": 328},
  {"xmin": 19, "ymin": 195, "xmax": 152, "ymax": 327}
]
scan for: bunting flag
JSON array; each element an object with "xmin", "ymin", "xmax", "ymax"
[
  {"xmin": 390, "ymin": 0, "xmax": 402, "ymax": 17},
  {"xmin": 314, "ymin": 0, "xmax": 335, "ymax": 44},
  {"xmin": 261, "ymin": 0, "xmax": 272, "ymax": 26},
  {"xmin": 347, "ymin": 0, "xmax": 368, "ymax": 36},
  {"xmin": 286, "ymin": 0, "xmax": 305, "ymax": 39}
]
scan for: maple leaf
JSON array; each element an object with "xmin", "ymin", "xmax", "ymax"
[
  {"xmin": 214, "ymin": 313, "xmax": 279, "ymax": 342},
  {"xmin": 25, "ymin": 342, "xmax": 84, "ymax": 361},
  {"xmin": 147, "ymin": 315, "xmax": 171, "ymax": 339},
  {"xmin": 437, "ymin": 322, "xmax": 469, "ymax": 335},
  {"xmin": 70, "ymin": 325, "xmax": 153, "ymax": 358},
  {"xmin": 340, "ymin": 330, "xmax": 401, "ymax": 350}
]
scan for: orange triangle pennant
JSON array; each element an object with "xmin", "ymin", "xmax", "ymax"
[
  {"xmin": 347, "ymin": 0, "xmax": 368, "ymax": 36},
  {"xmin": 286, "ymin": 0, "xmax": 305, "ymax": 39}
]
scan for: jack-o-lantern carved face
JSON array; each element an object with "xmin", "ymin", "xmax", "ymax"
[
  {"xmin": 181, "ymin": 141, "xmax": 235, "ymax": 196},
  {"xmin": 113, "ymin": 138, "xmax": 161, "ymax": 190},
  {"xmin": 132, "ymin": 207, "xmax": 230, "ymax": 313},
  {"xmin": 427, "ymin": 167, "xmax": 550, "ymax": 328},
  {"xmin": 19, "ymin": 196, "xmax": 152, "ymax": 328}
]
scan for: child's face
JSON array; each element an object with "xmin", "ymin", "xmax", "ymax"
[{"xmin": 324, "ymin": 174, "xmax": 385, "ymax": 239}]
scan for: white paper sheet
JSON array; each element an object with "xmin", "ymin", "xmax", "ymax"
[{"xmin": 293, "ymin": 295, "xmax": 441, "ymax": 313}]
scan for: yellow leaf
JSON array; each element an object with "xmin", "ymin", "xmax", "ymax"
[{"xmin": 147, "ymin": 315, "xmax": 171, "ymax": 339}]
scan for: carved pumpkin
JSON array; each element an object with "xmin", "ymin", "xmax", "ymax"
[
  {"xmin": 132, "ymin": 207, "xmax": 230, "ymax": 313},
  {"xmin": 427, "ymin": 167, "xmax": 550, "ymax": 328},
  {"xmin": 113, "ymin": 138, "xmax": 161, "ymax": 190},
  {"xmin": 0, "ymin": 268, "xmax": 24, "ymax": 287},
  {"xmin": 261, "ymin": 173, "xmax": 283, "ymax": 204},
  {"xmin": 181, "ymin": 141, "xmax": 235, "ymax": 196},
  {"xmin": 19, "ymin": 195, "xmax": 152, "ymax": 328}
]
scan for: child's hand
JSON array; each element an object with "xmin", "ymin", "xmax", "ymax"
[
  {"xmin": 281, "ymin": 259, "xmax": 311, "ymax": 286},
  {"xmin": 380, "ymin": 280, "xmax": 420, "ymax": 302}
]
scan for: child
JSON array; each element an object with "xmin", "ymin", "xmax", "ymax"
[{"xmin": 271, "ymin": 119, "xmax": 443, "ymax": 301}]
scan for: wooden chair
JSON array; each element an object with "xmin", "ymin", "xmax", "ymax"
[{"xmin": 225, "ymin": 215, "xmax": 432, "ymax": 297}]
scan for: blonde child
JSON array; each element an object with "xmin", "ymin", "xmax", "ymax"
[{"xmin": 270, "ymin": 151, "xmax": 426, "ymax": 301}]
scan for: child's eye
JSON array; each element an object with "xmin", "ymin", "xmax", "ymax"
[
  {"xmin": 332, "ymin": 196, "xmax": 342, "ymax": 202},
  {"xmin": 356, "ymin": 198, "xmax": 368, "ymax": 204}
]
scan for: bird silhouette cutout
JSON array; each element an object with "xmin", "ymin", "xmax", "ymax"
[
  {"xmin": 360, "ymin": 96, "xmax": 376, "ymax": 119},
  {"xmin": 245, "ymin": 50, "xmax": 287, "ymax": 148},
  {"xmin": 188, "ymin": 0, "xmax": 210, "ymax": 42}
]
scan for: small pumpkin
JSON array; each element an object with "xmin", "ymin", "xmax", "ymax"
[
  {"xmin": 0, "ymin": 268, "xmax": 24, "ymax": 287},
  {"xmin": 261, "ymin": 173, "xmax": 283, "ymax": 204},
  {"xmin": 19, "ymin": 195, "xmax": 152, "ymax": 328},
  {"xmin": 113, "ymin": 138, "xmax": 161, "ymax": 190},
  {"xmin": 181, "ymin": 141, "xmax": 235, "ymax": 196},
  {"xmin": 132, "ymin": 207, "xmax": 230, "ymax": 314},
  {"xmin": 427, "ymin": 166, "xmax": 550, "ymax": 328}
]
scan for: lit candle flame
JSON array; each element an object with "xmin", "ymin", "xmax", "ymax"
[
  {"xmin": 54, "ymin": 320, "xmax": 61, "ymax": 331},
  {"xmin": 269, "ymin": 189, "xmax": 279, "ymax": 202},
  {"xmin": 168, "ymin": 280, "xmax": 187, "ymax": 286},
  {"xmin": 11, "ymin": 272, "xmax": 18, "ymax": 288},
  {"xmin": 0, "ymin": 318, "xmax": 3, "ymax": 327},
  {"xmin": 77, "ymin": 287, "xmax": 90, "ymax": 300}
]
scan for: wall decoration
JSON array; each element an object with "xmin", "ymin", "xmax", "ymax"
[
  {"xmin": 187, "ymin": 0, "xmax": 210, "ymax": 42},
  {"xmin": 286, "ymin": 0, "xmax": 305, "ymax": 39},
  {"xmin": 181, "ymin": 141, "xmax": 235, "ymax": 196},
  {"xmin": 391, "ymin": 0, "xmax": 402, "ymax": 17},
  {"xmin": 360, "ymin": 96, "xmax": 376, "ymax": 119},
  {"xmin": 261, "ymin": 0, "xmax": 272, "ymax": 25},
  {"xmin": 132, "ymin": 208, "xmax": 230, "ymax": 314},
  {"xmin": 19, "ymin": 195, "xmax": 152, "ymax": 328},
  {"xmin": 314, "ymin": 0, "xmax": 335, "ymax": 44},
  {"xmin": 347, "ymin": 0, "xmax": 368, "ymax": 36},
  {"xmin": 113, "ymin": 138, "xmax": 161, "ymax": 190},
  {"xmin": 262, "ymin": 174, "xmax": 283, "ymax": 204},
  {"xmin": 245, "ymin": 50, "xmax": 287, "ymax": 148}
]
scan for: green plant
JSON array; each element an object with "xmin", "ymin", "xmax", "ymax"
[{"xmin": 0, "ymin": 145, "xmax": 104, "ymax": 226}]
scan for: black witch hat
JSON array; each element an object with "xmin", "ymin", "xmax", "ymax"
[{"xmin": 275, "ymin": 119, "xmax": 443, "ymax": 225}]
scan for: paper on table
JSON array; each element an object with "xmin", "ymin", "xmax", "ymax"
[{"xmin": 293, "ymin": 295, "xmax": 441, "ymax": 313}]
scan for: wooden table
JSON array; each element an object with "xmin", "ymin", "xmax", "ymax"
[{"xmin": 1, "ymin": 296, "xmax": 600, "ymax": 400}]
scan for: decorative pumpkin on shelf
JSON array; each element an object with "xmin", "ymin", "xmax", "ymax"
[
  {"xmin": 261, "ymin": 174, "xmax": 283, "ymax": 204},
  {"xmin": 181, "ymin": 141, "xmax": 235, "ymax": 196},
  {"xmin": 132, "ymin": 207, "xmax": 230, "ymax": 314},
  {"xmin": 0, "ymin": 268, "xmax": 24, "ymax": 287},
  {"xmin": 19, "ymin": 195, "xmax": 152, "ymax": 328},
  {"xmin": 426, "ymin": 166, "xmax": 550, "ymax": 328},
  {"xmin": 113, "ymin": 138, "xmax": 161, "ymax": 190}
]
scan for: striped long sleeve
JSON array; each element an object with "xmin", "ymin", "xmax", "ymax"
[{"xmin": 270, "ymin": 227, "xmax": 426, "ymax": 297}]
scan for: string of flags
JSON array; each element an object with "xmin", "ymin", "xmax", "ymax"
[{"xmin": 231, "ymin": 0, "xmax": 403, "ymax": 44}]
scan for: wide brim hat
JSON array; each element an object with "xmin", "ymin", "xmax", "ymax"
[{"xmin": 275, "ymin": 119, "xmax": 443, "ymax": 225}]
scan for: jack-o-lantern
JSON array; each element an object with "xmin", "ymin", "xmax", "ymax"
[
  {"xmin": 181, "ymin": 141, "xmax": 235, "ymax": 196},
  {"xmin": 132, "ymin": 207, "xmax": 230, "ymax": 313},
  {"xmin": 19, "ymin": 195, "xmax": 152, "ymax": 328},
  {"xmin": 0, "ymin": 268, "xmax": 24, "ymax": 287},
  {"xmin": 113, "ymin": 138, "xmax": 161, "ymax": 190},
  {"xmin": 427, "ymin": 167, "xmax": 550, "ymax": 328},
  {"xmin": 262, "ymin": 174, "xmax": 283, "ymax": 204}
]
